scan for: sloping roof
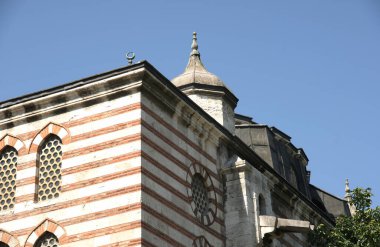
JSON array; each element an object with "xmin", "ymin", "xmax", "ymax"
[{"xmin": 172, "ymin": 32, "xmax": 226, "ymax": 88}]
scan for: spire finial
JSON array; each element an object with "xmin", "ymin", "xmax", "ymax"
[
  {"xmin": 345, "ymin": 178, "xmax": 352, "ymax": 201},
  {"xmin": 344, "ymin": 179, "xmax": 356, "ymax": 215},
  {"xmin": 345, "ymin": 179, "xmax": 349, "ymax": 192},
  {"xmin": 190, "ymin": 32, "xmax": 200, "ymax": 56}
]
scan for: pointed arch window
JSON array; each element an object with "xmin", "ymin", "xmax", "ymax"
[
  {"xmin": 0, "ymin": 146, "xmax": 18, "ymax": 211},
  {"xmin": 37, "ymin": 135, "xmax": 62, "ymax": 202},
  {"xmin": 34, "ymin": 232, "xmax": 59, "ymax": 247},
  {"xmin": 24, "ymin": 219, "xmax": 65, "ymax": 247},
  {"xmin": 0, "ymin": 229, "xmax": 20, "ymax": 247}
]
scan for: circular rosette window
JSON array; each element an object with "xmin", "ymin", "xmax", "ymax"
[
  {"xmin": 186, "ymin": 163, "xmax": 217, "ymax": 226},
  {"xmin": 192, "ymin": 236, "xmax": 212, "ymax": 247}
]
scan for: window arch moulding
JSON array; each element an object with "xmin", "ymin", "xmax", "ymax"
[
  {"xmin": 24, "ymin": 219, "xmax": 66, "ymax": 247},
  {"xmin": 0, "ymin": 135, "xmax": 25, "ymax": 155},
  {"xmin": 0, "ymin": 229, "xmax": 20, "ymax": 247},
  {"xmin": 29, "ymin": 123, "xmax": 70, "ymax": 154}
]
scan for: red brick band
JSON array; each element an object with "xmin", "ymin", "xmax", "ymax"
[
  {"xmin": 98, "ymin": 238, "xmax": 156, "ymax": 247},
  {"xmin": 142, "ymin": 183, "xmax": 225, "ymax": 240},
  {"xmin": 17, "ymin": 103, "xmax": 141, "ymax": 141},
  {"xmin": 1, "ymin": 185, "xmax": 142, "ymax": 224},
  {"xmin": 65, "ymin": 221, "xmax": 141, "ymax": 244},
  {"xmin": 192, "ymin": 236, "xmax": 212, "ymax": 247},
  {"xmin": 142, "ymin": 222, "xmax": 185, "ymax": 247},
  {"xmin": 141, "ymin": 121, "xmax": 220, "ymax": 182},
  {"xmin": 141, "ymin": 104, "xmax": 216, "ymax": 164}
]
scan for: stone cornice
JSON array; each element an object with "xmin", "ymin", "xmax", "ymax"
[
  {"xmin": 0, "ymin": 64, "xmax": 146, "ymax": 129},
  {"xmin": 178, "ymin": 83, "xmax": 238, "ymax": 109}
]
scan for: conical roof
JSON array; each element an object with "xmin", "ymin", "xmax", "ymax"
[{"xmin": 172, "ymin": 33, "xmax": 226, "ymax": 88}]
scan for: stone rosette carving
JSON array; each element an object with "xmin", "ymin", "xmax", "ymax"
[{"xmin": 186, "ymin": 163, "xmax": 217, "ymax": 226}]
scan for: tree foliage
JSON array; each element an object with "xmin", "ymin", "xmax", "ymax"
[{"xmin": 309, "ymin": 188, "xmax": 380, "ymax": 247}]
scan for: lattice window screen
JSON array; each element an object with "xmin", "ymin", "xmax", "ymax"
[
  {"xmin": 37, "ymin": 135, "xmax": 62, "ymax": 202},
  {"xmin": 191, "ymin": 173, "xmax": 209, "ymax": 215},
  {"xmin": 34, "ymin": 232, "xmax": 59, "ymax": 247},
  {"xmin": 0, "ymin": 146, "xmax": 17, "ymax": 211}
]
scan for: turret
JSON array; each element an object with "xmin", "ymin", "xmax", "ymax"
[{"xmin": 172, "ymin": 33, "xmax": 238, "ymax": 133}]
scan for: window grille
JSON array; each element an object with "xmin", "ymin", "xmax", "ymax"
[
  {"xmin": 34, "ymin": 232, "xmax": 59, "ymax": 247},
  {"xmin": 0, "ymin": 146, "xmax": 17, "ymax": 211},
  {"xmin": 191, "ymin": 173, "xmax": 209, "ymax": 215},
  {"xmin": 37, "ymin": 135, "xmax": 62, "ymax": 202},
  {"xmin": 192, "ymin": 236, "xmax": 212, "ymax": 247},
  {"xmin": 186, "ymin": 163, "xmax": 217, "ymax": 226}
]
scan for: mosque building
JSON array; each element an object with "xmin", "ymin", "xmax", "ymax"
[{"xmin": 0, "ymin": 33, "xmax": 352, "ymax": 247}]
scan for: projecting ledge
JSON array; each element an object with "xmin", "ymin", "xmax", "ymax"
[{"xmin": 259, "ymin": 215, "xmax": 314, "ymax": 240}]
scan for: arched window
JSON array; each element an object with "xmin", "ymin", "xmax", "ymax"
[
  {"xmin": 37, "ymin": 135, "xmax": 62, "ymax": 202},
  {"xmin": 34, "ymin": 232, "xmax": 59, "ymax": 247},
  {"xmin": 0, "ymin": 146, "xmax": 18, "ymax": 211},
  {"xmin": 0, "ymin": 229, "xmax": 20, "ymax": 247},
  {"xmin": 24, "ymin": 219, "xmax": 65, "ymax": 247},
  {"xmin": 259, "ymin": 194, "xmax": 266, "ymax": 215}
]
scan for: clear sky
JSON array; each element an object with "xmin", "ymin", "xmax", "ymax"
[{"xmin": 1, "ymin": 0, "xmax": 379, "ymax": 206}]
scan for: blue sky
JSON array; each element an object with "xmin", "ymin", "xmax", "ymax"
[{"xmin": 1, "ymin": 1, "xmax": 379, "ymax": 206}]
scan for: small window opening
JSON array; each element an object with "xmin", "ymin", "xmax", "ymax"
[{"xmin": 259, "ymin": 194, "xmax": 266, "ymax": 215}]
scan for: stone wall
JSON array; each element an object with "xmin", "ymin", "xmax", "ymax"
[
  {"xmin": 140, "ymin": 87, "xmax": 225, "ymax": 246},
  {"xmin": 188, "ymin": 93, "xmax": 235, "ymax": 134},
  {"xmin": 0, "ymin": 69, "xmax": 144, "ymax": 246}
]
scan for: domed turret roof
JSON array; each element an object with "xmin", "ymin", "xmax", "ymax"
[{"xmin": 172, "ymin": 33, "xmax": 226, "ymax": 88}]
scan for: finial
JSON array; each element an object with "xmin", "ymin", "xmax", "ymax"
[
  {"xmin": 190, "ymin": 32, "xmax": 200, "ymax": 56},
  {"xmin": 345, "ymin": 179, "xmax": 352, "ymax": 201},
  {"xmin": 126, "ymin": 52, "xmax": 136, "ymax": 65}
]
